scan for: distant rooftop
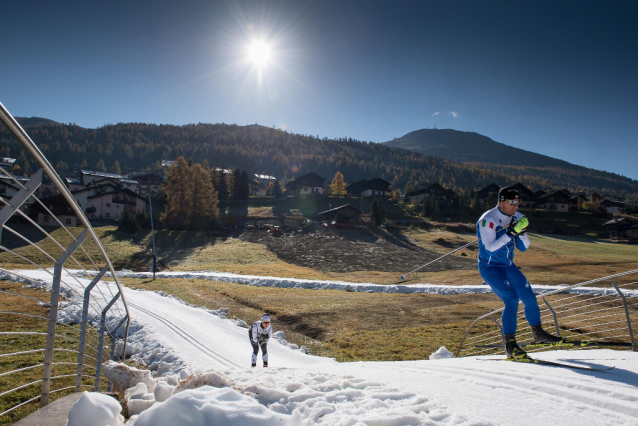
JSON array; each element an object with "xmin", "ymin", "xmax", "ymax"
[{"xmin": 255, "ymin": 174, "xmax": 276, "ymax": 180}]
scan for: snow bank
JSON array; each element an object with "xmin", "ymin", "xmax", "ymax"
[
  {"xmin": 67, "ymin": 391, "xmax": 124, "ymax": 426},
  {"xmin": 98, "ymin": 270, "xmax": 638, "ymax": 298},
  {"xmin": 128, "ymin": 386, "xmax": 299, "ymax": 426},
  {"xmin": 102, "ymin": 361, "xmax": 156, "ymax": 393},
  {"xmin": 429, "ymin": 346, "xmax": 455, "ymax": 360}
]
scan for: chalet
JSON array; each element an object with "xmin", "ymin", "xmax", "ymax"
[
  {"xmin": 0, "ymin": 176, "xmax": 21, "ymax": 199},
  {"xmin": 254, "ymin": 174, "xmax": 276, "ymax": 184},
  {"xmin": 346, "ymin": 178, "xmax": 391, "ymax": 198},
  {"xmin": 602, "ymin": 217, "xmax": 634, "ymax": 238},
  {"xmin": 533, "ymin": 189, "xmax": 546, "ymax": 200},
  {"xmin": 474, "ymin": 183, "xmax": 500, "ymax": 203},
  {"xmin": 0, "ymin": 157, "xmax": 16, "ymax": 170},
  {"xmin": 285, "ymin": 172, "xmax": 325, "ymax": 196},
  {"xmin": 570, "ymin": 193, "xmax": 588, "ymax": 211},
  {"xmin": 405, "ymin": 183, "xmax": 455, "ymax": 205},
  {"xmin": 85, "ymin": 188, "xmax": 147, "ymax": 219},
  {"xmin": 129, "ymin": 172, "xmax": 163, "ymax": 196},
  {"xmin": 70, "ymin": 182, "xmax": 147, "ymax": 219},
  {"xmin": 250, "ymin": 180, "xmax": 268, "ymax": 197},
  {"xmin": 511, "ymin": 183, "xmax": 536, "ymax": 210},
  {"xmin": 535, "ymin": 190, "xmax": 571, "ymax": 212},
  {"xmin": 29, "ymin": 194, "xmax": 79, "ymax": 228},
  {"xmin": 318, "ymin": 204, "xmax": 362, "ymax": 225},
  {"xmin": 65, "ymin": 177, "xmax": 84, "ymax": 192},
  {"xmin": 80, "ymin": 170, "xmax": 138, "ymax": 192},
  {"xmin": 600, "ymin": 198, "xmax": 628, "ymax": 214}
]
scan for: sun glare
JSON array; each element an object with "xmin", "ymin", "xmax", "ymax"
[{"xmin": 247, "ymin": 40, "xmax": 271, "ymax": 67}]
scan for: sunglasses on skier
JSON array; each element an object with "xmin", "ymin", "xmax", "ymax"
[{"xmin": 262, "ymin": 321, "xmax": 270, "ymax": 325}]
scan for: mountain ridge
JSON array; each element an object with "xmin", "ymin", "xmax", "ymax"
[{"xmin": 383, "ymin": 128, "xmax": 579, "ymax": 169}]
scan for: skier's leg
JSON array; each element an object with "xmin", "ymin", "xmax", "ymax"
[
  {"xmin": 480, "ymin": 265, "xmax": 519, "ymax": 335},
  {"xmin": 504, "ymin": 265, "xmax": 541, "ymax": 327},
  {"xmin": 250, "ymin": 331, "xmax": 259, "ymax": 366},
  {"xmin": 261, "ymin": 342, "xmax": 268, "ymax": 367}
]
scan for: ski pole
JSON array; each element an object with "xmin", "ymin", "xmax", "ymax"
[{"xmin": 400, "ymin": 238, "xmax": 478, "ymax": 280}]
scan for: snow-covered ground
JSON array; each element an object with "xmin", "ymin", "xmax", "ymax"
[{"xmin": 6, "ymin": 269, "xmax": 638, "ymax": 425}]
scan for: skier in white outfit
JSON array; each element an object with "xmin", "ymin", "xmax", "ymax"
[{"xmin": 249, "ymin": 314, "xmax": 273, "ymax": 367}]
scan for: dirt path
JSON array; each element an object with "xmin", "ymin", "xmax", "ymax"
[{"xmin": 240, "ymin": 226, "xmax": 475, "ymax": 273}]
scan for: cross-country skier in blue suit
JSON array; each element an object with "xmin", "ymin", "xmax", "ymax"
[{"xmin": 476, "ymin": 186, "xmax": 561, "ymax": 359}]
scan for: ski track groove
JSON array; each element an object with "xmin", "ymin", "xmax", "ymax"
[
  {"xmin": 391, "ymin": 363, "xmax": 638, "ymax": 421},
  {"xmin": 129, "ymin": 302, "xmax": 240, "ymax": 368}
]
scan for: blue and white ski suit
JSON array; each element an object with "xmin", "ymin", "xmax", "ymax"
[{"xmin": 476, "ymin": 206, "xmax": 540, "ymax": 335}]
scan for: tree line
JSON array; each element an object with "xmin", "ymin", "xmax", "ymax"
[{"xmin": 1, "ymin": 122, "xmax": 637, "ymax": 200}]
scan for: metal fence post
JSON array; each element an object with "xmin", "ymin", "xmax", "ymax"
[
  {"xmin": 74, "ymin": 265, "xmax": 109, "ymax": 392},
  {"xmin": 95, "ymin": 292, "xmax": 121, "ymax": 391},
  {"xmin": 610, "ymin": 279, "xmax": 635, "ymax": 351},
  {"xmin": 41, "ymin": 229, "xmax": 87, "ymax": 407},
  {"xmin": 542, "ymin": 296, "xmax": 561, "ymax": 337},
  {"xmin": 106, "ymin": 315, "xmax": 129, "ymax": 391}
]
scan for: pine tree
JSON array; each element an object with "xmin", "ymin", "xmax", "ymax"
[
  {"xmin": 110, "ymin": 161, "xmax": 121, "ymax": 175},
  {"xmin": 239, "ymin": 171, "xmax": 250, "ymax": 200},
  {"xmin": 55, "ymin": 160, "xmax": 69, "ymax": 177},
  {"xmin": 329, "ymin": 171, "xmax": 347, "ymax": 196},
  {"xmin": 272, "ymin": 178, "xmax": 283, "ymax": 198},
  {"xmin": 217, "ymin": 169, "xmax": 229, "ymax": 201},
  {"xmin": 232, "ymin": 168, "xmax": 241, "ymax": 200},
  {"xmin": 95, "ymin": 159, "xmax": 106, "ymax": 172},
  {"xmin": 160, "ymin": 157, "xmax": 191, "ymax": 229},
  {"xmin": 370, "ymin": 198, "xmax": 386, "ymax": 226},
  {"xmin": 187, "ymin": 163, "xmax": 218, "ymax": 230},
  {"xmin": 404, "ymin": 181, "xmax": 414, "ymax": 194}
]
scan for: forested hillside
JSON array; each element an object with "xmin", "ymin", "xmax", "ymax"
[{"xmin": 1, "ymin": 121, "xmax": 637, "ymax": 198}]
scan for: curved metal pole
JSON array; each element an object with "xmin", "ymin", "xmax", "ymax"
[{"xmin": 0, "ymin": 101, "xmax": 130, "ymax": 358}]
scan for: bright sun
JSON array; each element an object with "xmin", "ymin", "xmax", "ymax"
[{"xmin": 247, "ymin": 40, "xmax": 271, "ymax": 67}]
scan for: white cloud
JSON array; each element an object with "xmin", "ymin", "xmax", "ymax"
[
  {"xmin": 431, "ymin": 112, "xmax": 440, "ymax": 117},
  {"xmin": 448, "ymin": 112, "xmax": 459, "ymax": 118}
]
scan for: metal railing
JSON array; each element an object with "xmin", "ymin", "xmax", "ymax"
[
  {"xmin": 0, "ymin": 101, "xmax": 131, "ymax": 423},
  {"xmin": 456, "ymin": 269, "xmax": 638, "ymax": 357}
]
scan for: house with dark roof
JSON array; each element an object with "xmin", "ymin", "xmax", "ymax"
[
  {"xmin": 29, "ymin": 194, "xmax": 79, "ymax": 227},
  {"xmin": 129, "ymin": 172, "xmax": 163, "ymax": 196},
  {"xmin": 510, "ymin": 183, "xmax": 536, "ymax": 210},
  {"xmin": 65, "ymin": 177, "xmax": 84, "ymax": 192},
  {"xmin": 570, "ymin": 193, "xmax": 588, "ymax": 211},
  {"xmin": 346, "ymin": 178, "xmax": 391, "ymax": 198},
  {"xmin": 474, "ymin": 183, "xmax": 500, "ymax": 202},
  {"xmin": 285, "ymin": 172, "xmax": 325, "ymax": 196},
  {"xmin": 0, "ymin": 157, "xmax": 16, "ymax": 170},
  {"xmin": 405, "ymin": 183, "xmax": 455, "ymax": 205},
  {"xmin": 318, "ymin": 204, "xmax": 362, "ymax": 225},
  {"xmin": 0, "ymin": 176, "xmax": 21, "ymax": 199},
  {"xmin": 250, "ymin": 179, "xmax": 268, "ymax": 197},
  {"xmin": 602, "ymin": 217, "xmax": 635, "ymax": 238},
  {"xmin": 535, "ymin": 190, "xmax": 571, "ymax": 212},
  {"xmin": 68, "ymin": 182, "xmax": 147, "ymax": 219},
  {"xmin": 600, "ymin": 198, "xmax": 628, "ymax": 214},
  {"xmin": 80, "ymin": 170, "xmax": 139, "ymax": 192}
]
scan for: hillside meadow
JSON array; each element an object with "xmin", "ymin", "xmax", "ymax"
[{"xmin": 3, "ymin": 223, "xmax": 638, "ymax": 358}]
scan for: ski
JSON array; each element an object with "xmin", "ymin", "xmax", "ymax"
[
  {"xmin": 479, "ymin": 356, "xmax": 614, "ymax": 371},
  {"xmin": 476, "ymin": 340, "xmax": 632, "ymax": 350}
]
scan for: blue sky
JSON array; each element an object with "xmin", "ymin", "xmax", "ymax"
[{"xmin": 1, "ymin": 1, "xmax": 637, "ymax": 180}]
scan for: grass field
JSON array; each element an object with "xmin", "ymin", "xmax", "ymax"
[{"xmin": 2, "ymin": 221, "xmax": 637, "ymax": 422}]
